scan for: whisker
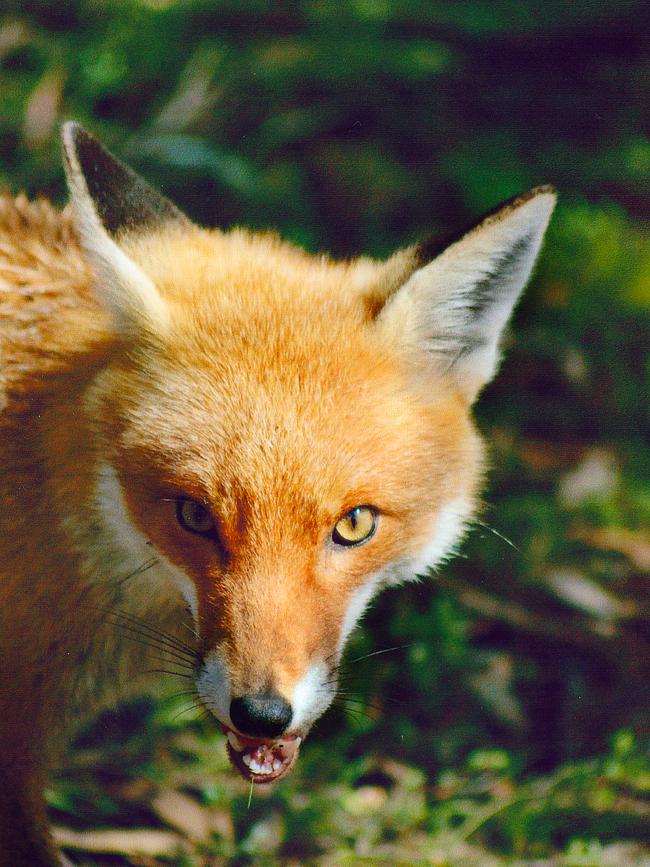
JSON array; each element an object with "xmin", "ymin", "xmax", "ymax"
[
  {"xmin": 331, "ymin": 702, "xmax": 377, "ymax": 725},
  {"xmin": 115, "ymin": 557, "xmax": 159, "ymax": 586},
  {"xmin": 333, "ymin": 683, "xmax": 408, "ymax": 710},
  {"xmin": 105, "ymin": 608, "xmax": 195, "ymax": 654},
  {"xmin": 164, "ymin": 689, "xmax": 198, "ymax": 701},
  {"xmin": 100, "ymin": 607, "xmax": 198, "ymax": 658},
  {"xmin": 179, "ymin": 619, "xmax": 199, "ymax": 640},
  {"xmin": 348, "ymin": 643, "xmax": 414, "ymax": 664},
  {"xmin": 334, "ymin": 694, "xmax": 386, "ymax": 713},
  {"xmin": 102, "ymin": 609, "xmax": 197, "ymax": 651},
  {"xmin": 473, "ymin": 518, "xmax": 521, "ymax": 553},
  {"xmin": 102, "ymin": 619, "xmax": 198, "ymax": 668},
  {"xmin": 170, "ymin": 702, "xmax": 205, "ymax": 723},
  {"xmin": 147, "ymin": 668, "xmax": 194, "ymax": 680}
]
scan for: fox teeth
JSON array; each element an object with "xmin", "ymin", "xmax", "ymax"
[
  {"xmin": 250, "ymin": 758, "xmax": 274, "ymax": 775},
  {"xmin": 240, "ymin": 754, "xmax": 277, "ymax": 775},
  {"xmin": 226, "ymin": 731, "xmax": 246, "ymax": 752}
]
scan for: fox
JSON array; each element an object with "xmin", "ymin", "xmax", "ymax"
[{"xmin": 0, "ymin": 121, "xmax": 556, "ymax": 865}]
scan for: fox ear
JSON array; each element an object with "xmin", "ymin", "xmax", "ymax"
[
  {"xmin": 377, "ymin": 187, "xmax": 556, "ymax": 402},
  {"xmin": 62, "ymin": 122, "xmax": 188, "ymax": 336}
]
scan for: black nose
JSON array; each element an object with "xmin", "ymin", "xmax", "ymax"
[{"xmin": 230, "ymin": 693, "xmax": 293, "ymax": 738}]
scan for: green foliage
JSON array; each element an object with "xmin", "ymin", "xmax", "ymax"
[
  {"xmin": 2, "ymin": 1, "xmax": 648, "ymax": 862},
  {"xmin": 50, "ymin": 705, "xmax": 650, "ymax": 863}
]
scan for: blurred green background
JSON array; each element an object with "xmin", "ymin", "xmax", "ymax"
[{"xmin": 1, "ymin": 1, "xmax": 648, "ymax": 864}]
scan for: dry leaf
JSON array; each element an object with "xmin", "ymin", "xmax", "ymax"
[
  {"xmin": 546, "ymin": 568, "xmax": 630, "ymax": 620},
  {"xmin": 24, "ymin": 69, "xmax": 64, "ymax": 147},
  {"xmin": 152, "ymin": 787, "xmax": 233, "ymax": 842},
  {"xmin": 573, "ymin": 526, "xmax": 650, "ymax": 573},
  {"xmin": 557, "ymin": 447, "xmax": 619, "ymax": 506},
  {"xmin": 53, "ymin": 826, "xmax": 185, "ymax": 857}
]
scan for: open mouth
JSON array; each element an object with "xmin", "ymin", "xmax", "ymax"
[{"xmin": 223, "ymin": 727, "xmax": 302, "ymax": 784}]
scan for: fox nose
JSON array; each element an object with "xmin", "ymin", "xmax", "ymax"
[{"xmin": 230, "ymin": 693, "xmax": 293, "ymax": 738}]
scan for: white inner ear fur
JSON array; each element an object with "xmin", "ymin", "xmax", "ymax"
[
  {"xmin": 378, "ymin": 190, "xmax": 556, "ymax": 401},
  {"xmin": 62, "ymin": 125, "xmax": 169, "ymax": 336}
]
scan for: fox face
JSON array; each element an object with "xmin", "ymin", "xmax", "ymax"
[{"xmin": 63, "ymin": 124, "xmax": 555, "ymax": 783}]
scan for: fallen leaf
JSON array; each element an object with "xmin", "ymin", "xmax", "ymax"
[
  {"xmin": 546, "ymin": 568, "xmax": 631, "ymax": 620},
  {"xmin": 152, "ymin": 787, "xmax": 233, "ymax": 842},
  {"xmin": 572, "ymin": 526, "xmax": 650, "ymax": 573},
  {"xmin": 24, "ymin": 69, "xmax": 64, "ymax": 147},
  {"xmin": 53, "ymin": 826, "xmax": 185, "ymax": 857},
  {"xmin": 557, "ymin": 447, "xmax": 619, "ymax": 506}
]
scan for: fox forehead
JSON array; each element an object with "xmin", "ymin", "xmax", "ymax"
[
  {"xmin": 119, "ymin": 223, "xmax": 414, "ymax": 314},
  {"xmin": 110, "ymin": 324, "xmax": 474, "ymax": 519},
  {"xmin": 103, "ymin": 227, "xmax": 476, "ymax": 517}
]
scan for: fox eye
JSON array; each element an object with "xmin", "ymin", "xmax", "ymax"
[
  {"xmin": 332, "ymin": 506, "xmax": 377, "ymax": 547},
  {"xmin": 176, "ymin": 499, "xmax": 215, "ymax": 536}
]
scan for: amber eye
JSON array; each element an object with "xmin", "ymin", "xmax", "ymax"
[
  {"xmin": 332, "ymin": 506, "xmax": 377, "ymax": 547},
  {"xmin": 176, "ymin": 499, "xmax": 215, "ymax": 536}
]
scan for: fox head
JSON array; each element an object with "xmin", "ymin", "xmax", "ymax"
[{"xmin": 62, "ymin": 123, "xmax": 555, "ymax": 782}]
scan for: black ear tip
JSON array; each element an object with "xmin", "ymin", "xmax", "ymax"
[
  {"xmin": 61, "ymin": 121, "xmax": 107, "ymax": 163},
  {"xmin": 60, "ymin": 119, "xmax": 189, "ymax": 237},
  {"xmin": 529, "ymin": 183, "xmax": 557, "ymax": 198},
  {"xmin": 519, "ymin": 185, "xmax": 558, "ymax": 209}
]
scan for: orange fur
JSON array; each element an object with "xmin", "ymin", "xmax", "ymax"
[
  {"xmin": 0, "ymin": 126, "xmax": 554, "ymax": 863},
  {"xmin": 0, "ymin": 201, "xmax": 476, "ymax": 863}
]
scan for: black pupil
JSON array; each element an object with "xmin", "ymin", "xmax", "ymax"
[
  {"xmin": 194, "ymin": 505, "xmax": 206, "ymax": 523},
  {"xmin": 349, "ymin": 509, "xmax": 359, "ymax": 529}
]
